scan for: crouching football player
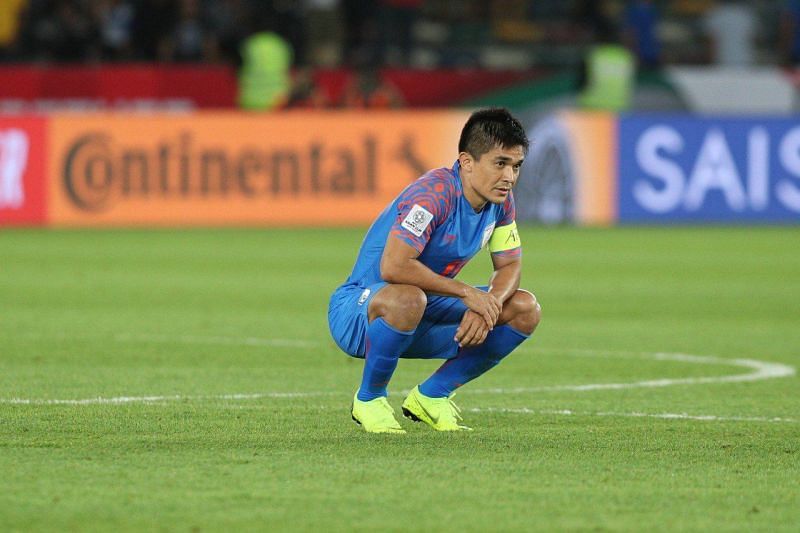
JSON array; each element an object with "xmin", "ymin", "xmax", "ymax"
[{"xmin": 328, "ymin": 108, "xmax": 541, "ymax": 433}]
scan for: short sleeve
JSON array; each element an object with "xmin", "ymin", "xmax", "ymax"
[{"xmin": 389, "ymin": 174, "xmax": 454, "ymax": 253}]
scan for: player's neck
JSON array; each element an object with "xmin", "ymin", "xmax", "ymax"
[{"xmin": 461, "ymin": 177, "xmax": 488, "ymax": 213}]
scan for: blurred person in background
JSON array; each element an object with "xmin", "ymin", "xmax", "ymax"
[
  {"xmin": 285, "ymin": 67, "xmax": 330, "ymax": 109},
  {"xmin": 303, "ymin": 0, "xmax": 342, "ymax": 67},
  {"xmin": 160, "ymin": 0, "xmax": 218, "ymax": 62},
  {"xmin": 134, "ymin": 0, "xmax": 177, "ymax": 61},
  {"xmin": 703, "ymin": 0, "xmax": 757, "ymax": 66},
  {"xmin": 622, "ymin": 0, "xmax": 661, "ymax": 72},
  {"xmin": 378, "ymin": 0, "xmax": 422, "ymax": 66},
  {"xmin": 238, "ymin": 14, "xmax": 293, "ymax": 111},
  {"xmin": 342, "ymin": 0, "xmax": 378, "ymax": 65},
  {"xmin": 577, "ymin": 24, "xmax": 635, "ymax": 111},
  {"xmin": 205, "ymin": 0, "xmax": 249, "ymax": 65},
  {"xmin": 15, "ymin": 0, "xmax": 99, "ymax": 62},
  {"xmin": 341, "ymin": 65, "xmax": 404, "ymax": 108},
  {"xmin": 780, "ymin": 0, "xmax": 800, "ymax": 66},
  {"xmin": 94, "ymin": 0, "xmax": 135, "ymax": 61},
  {"xmin": 0, "ymin": 0, "xmax": 26, "ymax": 61}
]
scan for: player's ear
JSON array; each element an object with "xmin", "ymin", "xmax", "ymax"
[{"xmin": 458, "ymin": 152, "xmax": 474, "ymax": 173}]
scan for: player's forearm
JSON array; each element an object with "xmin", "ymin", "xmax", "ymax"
[
  {"xmin": 488, "ymin": 261, "xmax": 521, "ymax": 303},
  {"xmin": 381, "ymin": 258, "xmax": 470, "ymax": 298}
]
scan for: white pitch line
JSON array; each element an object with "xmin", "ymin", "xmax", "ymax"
[
  {"xmin": 3, "ymin": 391, "xmax": 338, "ymax": 405},
  {"xmin": 466, "ymin": 352, "xmax": 795, "ymax": 394},
  {"xmin": 470, "ymin": 407, "xmax": 798, "ymax": 424},
  {"xmin": 114, "ymin": 333, "xmax": 318, "ymax": 349},
  {"xmin": 1, "ymin": 336, "xmax": 796, "ymax": 412}
]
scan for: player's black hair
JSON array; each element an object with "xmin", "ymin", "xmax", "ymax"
[{"xmin": 458, "ymin": 108, "xmax": 529, "ymax": 159}]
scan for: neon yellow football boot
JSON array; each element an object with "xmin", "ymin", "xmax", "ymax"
[
  {"xmin": 401, "ymin": 386, "xmax": 472, "ymax": 431},
  {"xmin": 351, "ymin": 393, "xmax": 406, "ymax": 434}
]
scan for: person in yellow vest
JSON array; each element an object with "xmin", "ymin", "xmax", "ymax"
[
  {"xmin": 577, "ymin": 28, "xmax": 635, "ymax": 112},
  {"xmin": 238, "ymin": 18, "xmax": 293, "ymax": 111},
  {"xmin": 0, "ymin": 0, "xmax": 26, "ymax": 58}
]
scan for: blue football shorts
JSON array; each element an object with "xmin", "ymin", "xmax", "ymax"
[{"xmin": 328, "ymin": 283, "xmax": 489, "ymax": 360}]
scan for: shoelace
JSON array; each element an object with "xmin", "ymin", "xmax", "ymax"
[{"xmin": 441, "ymin": 394, "xmax": 464, "ymax": 423}]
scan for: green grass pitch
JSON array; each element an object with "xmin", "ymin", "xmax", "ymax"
[{"xmin": 1, "ymin": 226, "xmax": 799, "ymax": 531}]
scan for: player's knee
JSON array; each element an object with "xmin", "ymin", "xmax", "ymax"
[
  {"xmin": 372, "ymin": 284, "xmax": 427, "ymax": 330},
  {"xmin": 507, "ymin": 289, "xmax": 541, "ymax": 335},
  {"xmin": 393, "ymin": 284, "xmax": 427, "ymax": 318}
]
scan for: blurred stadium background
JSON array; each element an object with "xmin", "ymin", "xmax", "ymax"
[
  {"xmin": 1, "ymin": 1, "xmax": 799, "ymax": 531},
  {"xmin": 2, "ymin": 0, "xmax": 800, "ymax": 226}
]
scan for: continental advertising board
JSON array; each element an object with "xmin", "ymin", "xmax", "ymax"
[{"xmin": 48, "ymin": 112, "xmax": 468, "ymax": 226}]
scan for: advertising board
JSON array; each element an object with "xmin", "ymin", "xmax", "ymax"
[
  {"xmin": 618, "ymin": 115, "xmax": 800, "ymax": 223},
  {"xmin": 0, "ymin": 117, "xmax": 47, "ymax": 226},
  {"xmin": 48, "ymin": 111, "xmax": 469, "ymax": 226}
]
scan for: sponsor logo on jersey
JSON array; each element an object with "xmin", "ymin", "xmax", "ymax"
[{"xmin": 401, "ymin": 204, "xmax": 433, "ymax": 236}]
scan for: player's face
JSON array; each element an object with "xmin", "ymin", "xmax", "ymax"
[{"xmin": 459, "ymin": 144, "xmax": 525, "ymax": 210}]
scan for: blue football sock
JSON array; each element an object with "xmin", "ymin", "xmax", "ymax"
[
  {"xmin": 418, "ymin": 324, "xmax": 530, "ymax": 398},
  {"xmin": 357, "ymin": 317, "xmax": 416, "ymax": 401}
]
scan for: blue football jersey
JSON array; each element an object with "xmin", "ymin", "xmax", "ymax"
[{"xmin": 340, "ymin": 161, "xmax": 520, "ymax": 290}]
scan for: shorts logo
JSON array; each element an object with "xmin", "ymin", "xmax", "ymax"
[
  {"xmin": 481, "ymin": 223, "xmax": 496, "ymax": 248},
  {"xmin": 0, "ymin": 129, "xmax": 29, "ymax": 209},
  {"xmin": 401, "ymin": 204, "xmax": 434, "ymax": 237},
  {"xmin": 357, "ymin": 288, "xmax": 371, "ymax": 306}
]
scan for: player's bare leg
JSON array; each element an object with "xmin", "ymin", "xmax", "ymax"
[
  {"xmin": 367, "ymin": 284, "xmax": 427, "ymax": 330},
  {"xmin": 351, "ymin": 284, "xmax": 426, "ymax": 434},
  {"xmin": 496, "ymin": 289, "xmax": 541, "ymax": 335}
]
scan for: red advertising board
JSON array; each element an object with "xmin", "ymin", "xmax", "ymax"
[{"xmin": 0, "ymin": 117, "xmax": 47, "ymax": 226}]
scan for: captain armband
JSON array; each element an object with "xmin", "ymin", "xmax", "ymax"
[{"xmin": 488, "ymin": 221, "xmax": 521, "ymax": 253}]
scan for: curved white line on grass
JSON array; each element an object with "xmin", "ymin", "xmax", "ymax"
[
  {"xmin": 470, "ymin": 407, "xmax": 798, "ymax": 424},
  {"xmin": 468, "ymin": 351, "xmax": 796, "ymax": 395},
  {"xmin": 1, "ymin": 346, "xmax": 794, "ymax": 406}
]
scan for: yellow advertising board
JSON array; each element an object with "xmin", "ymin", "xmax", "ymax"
[{"xmin": 48, "ymin": 111, "xmax": 469, "ymax": 226}]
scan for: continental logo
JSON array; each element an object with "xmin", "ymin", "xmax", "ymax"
[{"xmin": 62, "ymin": 132, "xmax": 428, "ymax": 211}]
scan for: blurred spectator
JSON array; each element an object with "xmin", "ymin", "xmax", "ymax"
[
  {"xmin": 161, "ymin": 0, "xmax": 217, "ymax": 63},
  {"xmin": 703, "ymin": 0, "xmax": 757, "ymax": 66},
  {"xmin": 577, "ymin": 26, "xmax": 635, "ymax": 111},
  {"xmin": 303, "ymin": 0, "xmax": 342, "ymax": 67},
  {"xmin": 238, "ymin": 16, "xmax": 293, "ymax": 111},
  {"xmin": 342, "ymin": 0, "xmax": 379, "ymax": 65},
  {"xmin": 341, "ymin": 66, "xmax": 404, "ymax": 108},
  {"xmin": 0, "ymin": 0, "xmax": 26, "ymax": 60},
  {"xmin": 19, "ymin": 0, "xmax": 99, "ymax": 62},
  {"xmin": 206, "ymin": 0, "xmax": 248, "ymax": 65},
  {"xmin": 780, "ymin": 0, "xmax": 800, "ymax": 66},
  {"xmin": 135, "ymin": 0, "xmax": 177, "ymax": 61},
  {"xmin": 622, "ymin": 0, "xmax": 661, "ymax": 71},
  {"xmin": 285, "ymin": 67, "xmax": 330, "ymax": 109},
  {"xmin": 571, "ymin": 0, "xmax": 615, "ymax": 43},
  {"xmin": 378, "ymin": 0, "xmax": 422, "ymax": 66},
  {"xmin": 93, "ymin": 0, "xmax": 135, "ymax": 60}
]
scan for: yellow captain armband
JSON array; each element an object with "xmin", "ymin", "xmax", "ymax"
[{"xmin": 488, "ymin": 221, "xmax": 521, "ymax": 253}]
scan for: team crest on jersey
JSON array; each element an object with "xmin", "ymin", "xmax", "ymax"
[
  {"xmin": 481, "ymin": 223, "xmax": 496, "ymax": 249},
  {"xmin": 401, "ymin": 204, "xmax": 434, "ymax": 237}
]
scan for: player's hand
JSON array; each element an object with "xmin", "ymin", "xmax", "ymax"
[
  {"xmin": 461, "ymin": 287, "xmax": 502, "ymax": 329},
  {"xmin": 455, "ymin": 310, "xmax": 491, "ymax": 348}
]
